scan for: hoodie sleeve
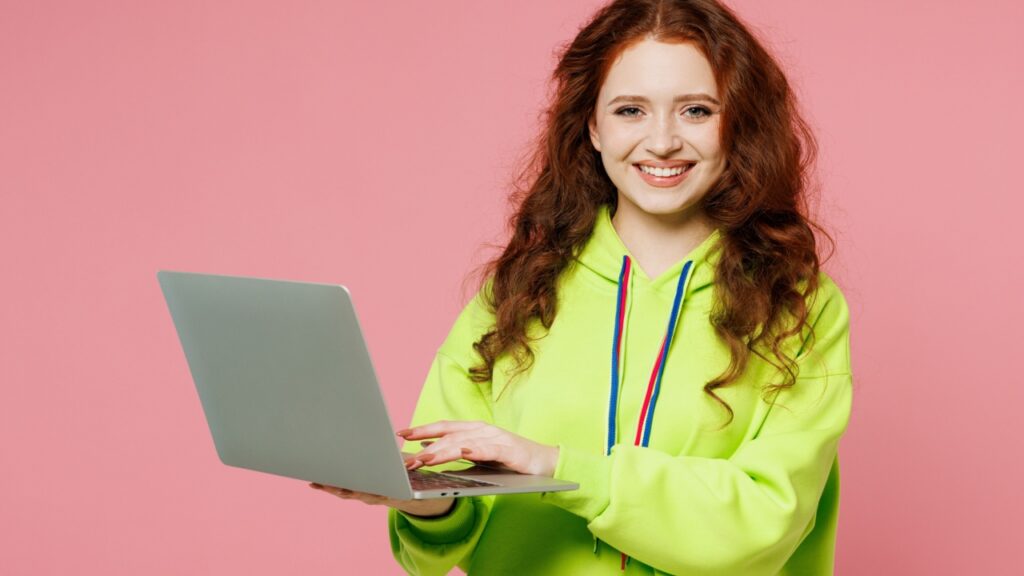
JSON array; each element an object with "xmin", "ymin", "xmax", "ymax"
[
  {"xmin": 539, "ymin": 276, "xmax": 853, "ymax": 576},
  {"xmin": 387, "ymin": 289, "xmax": 498, "ymax": 576}
]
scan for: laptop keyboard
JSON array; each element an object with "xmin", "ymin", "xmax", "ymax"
[{"xmin": 408, "ymin": 469, "xmax": 499, "ymax": 491}]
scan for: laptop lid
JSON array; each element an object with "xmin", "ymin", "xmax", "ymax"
[
  {"xmin": 158, "ymin": 270, "xmax": 417, "ymax": 499},
  {"xmin": 157, "ymin": 270, "xmax": 579, "ymax": 500}
]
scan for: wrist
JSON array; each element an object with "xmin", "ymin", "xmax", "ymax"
[
  {"xmin": 551, "ymin": 446, "xmax": 560, "ymax": 476},
  {"xmin": 539, "ymin": 445, "xmax": 559, "ymax": 477},
  {"xmin": 400, "ymin": 497, "xmax": 455, "ymax": 518}
]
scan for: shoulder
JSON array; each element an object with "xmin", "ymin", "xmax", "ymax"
[
  {"xmin": 796, "ymin": 270, "xmax": 852, "ymax": 377},
  {"xmin": 806, "ymin": 271, "xmax": 850, "ymax": 332},
  {"xmin": 437, "ymin": 277, "xmax": 498, "ymax": 363}
]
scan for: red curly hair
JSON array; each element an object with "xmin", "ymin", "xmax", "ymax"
[{"xmin": 466, "ymin": 0, "xmax": 832, "ymax": 426}]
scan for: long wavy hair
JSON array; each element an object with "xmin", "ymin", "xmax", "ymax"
[{"xmin": 466, "ymin": 0, "xmax": 832, "ymax": 426}]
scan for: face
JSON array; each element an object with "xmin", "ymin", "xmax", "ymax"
[{"xmin": 588, "ymin": 38, "xmax": 726, "ymax": 226}]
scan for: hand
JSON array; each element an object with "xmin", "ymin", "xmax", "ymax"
[
  {"xmin": 398, "ymin": 420, "xmax": 559, "ymax": 477},
  {"xmin": 308, "ymin": 483, "xmax": 455, "ymax": 518}
]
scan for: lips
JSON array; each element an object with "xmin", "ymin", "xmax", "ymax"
[
  {"xmin": 634, "ymin": 162, "xmax": 696, "ymax": 176},
  {"xmin": 634, "ymin": 161, "xmax": 696, "ymax": 169},
  {"xmin": 633, "ymin": 162, "xmax": 695, "ymax": 187}
]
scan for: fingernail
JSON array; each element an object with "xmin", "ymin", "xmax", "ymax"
[
  {"xmin": 461, "ymin": 448, "xmax": 472, "ymax": 456},
  {"xmin": 419, "ymin": 453, "xmax": 435, "ymax": 463},
  {"xmin": 396, "ymin": 429, "xmax": 411, "ymax": 437}
]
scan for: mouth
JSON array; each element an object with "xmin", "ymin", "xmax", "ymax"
[{"xmin": 633, "ymin": 162, "xmax": 696, "ymax": 187}]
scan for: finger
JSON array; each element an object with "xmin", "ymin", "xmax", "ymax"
[
  {"xmin": 403, "ymin": 447, "xmax": 442, "ymax": 467},
  {"xmin": 409, "ymin": 442, "xmax": 466, "ymax": 467},
  {"xmin": 458, "ymin": 440, "xmax": 513, "ymax": 466},
  {"xmin": 402, "ymin": 447, "xmax": 455, "ymax": 470},
  {"xmin": 404, "ymin": 453, "xmax": 437, "ymax": 470},
  {"xmin": 396, "ymin": 420, "xmax": 488, "ymax": 440},
  {"xmin": 315, "ymin": 484, "xmax": 392, "ymax": 505},
  {"xmin": 427, "ymin": 428, "xmax": 498, "ymax": 446},
  {"xmin": 423, "ymin": 444, "xmax": 478, "ymax": 467},
  {"xmin": 314, "ymin": 484, "xmax": 353, "ymax": 498},
  {"xmin": 352, "ymin": 493, "xmax": 388, "ymax": 505},
  {"xmin": 409, "ymin": 429, "xmax": 491, "ymax": 461}
]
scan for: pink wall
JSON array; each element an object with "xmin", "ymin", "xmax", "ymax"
[{"xmin": 2, "ymin": 0, "xmax": 1021, "ymax": 574}]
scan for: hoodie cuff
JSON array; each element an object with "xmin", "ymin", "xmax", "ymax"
[
  {"xmin": 395, "ymin": 497, "xmax": 477, "ymax": 544},
  {"xmin": 540, "ymin": 444, "xmax": 612, "ymax": 522}
]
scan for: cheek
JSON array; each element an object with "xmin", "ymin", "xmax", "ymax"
[
  {"xmin": 694, "ymin": 121, "xmax": 724, "ymax": 161},
  {"xmin": 597, "ymin": 123, "xmax": 643, "ymax": 159}
]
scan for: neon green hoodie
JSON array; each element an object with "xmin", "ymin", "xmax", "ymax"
[{"xmin": 388, "ymin": 203, "xmax": 853, "ymax": 575}]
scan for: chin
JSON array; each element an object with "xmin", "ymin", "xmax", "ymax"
[{"xmin": 622, "ymin": 193, "xmax": 702, "ymax": 218}]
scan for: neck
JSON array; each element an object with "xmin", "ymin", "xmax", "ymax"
[{"xmin": 610, "ymin": 200, "xmax": 715, "ymax": 280}]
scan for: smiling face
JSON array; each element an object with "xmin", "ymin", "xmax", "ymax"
[{"xmin": 589, "ymin": 38, "xmax": 726, "ymax": 227}]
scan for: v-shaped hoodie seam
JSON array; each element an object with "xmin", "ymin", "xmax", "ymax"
[{"xmin": 576, "ymin": 203, "xmax": 722, "ymax": 296}]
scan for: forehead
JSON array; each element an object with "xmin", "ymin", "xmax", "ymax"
[{"xmin": 599, "ymin": 39, "xmax": 718, "ymax": 100}]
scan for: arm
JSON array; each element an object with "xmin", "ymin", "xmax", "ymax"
[
  {"xmin": 388, "ymin": 290, "xmax": 498, "ymax": 576},
  {"xmin": 539, "ymin": 277, "xmax": 853, "ymax": 575}
]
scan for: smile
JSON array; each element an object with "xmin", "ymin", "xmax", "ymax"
[
  {"xmin": 633, "ymin": 162, "xmax": 696, "ymax": 187},
  {"xmin": 635, "ymin": 163, "xmax": 695, "ymax": 177}
]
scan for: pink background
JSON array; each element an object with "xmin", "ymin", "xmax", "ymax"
[{"xmin": 2, "ymin": 0, "xmax": 1022, "ymax": 574}]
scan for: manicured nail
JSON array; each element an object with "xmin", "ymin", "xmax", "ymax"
[
  {"xmin": 419, "ymin": 453, "xmax": 436, "ymax": 463},
  {"xmin": 461, "ymin": 448, "xmax": 473, "ymax": 456}
]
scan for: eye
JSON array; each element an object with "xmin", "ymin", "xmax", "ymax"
[
  {"xmin": 683, "ymin": 106, "xmax": 712, "ymax": 120},
  {"xmin": 614, "ymin": 106, "xmax": 643, "ymax": 118}
]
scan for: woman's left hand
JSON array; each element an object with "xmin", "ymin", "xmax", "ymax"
[{"xmin": 398, "ymin": 420, "xmax": 559, "ymax": 477}]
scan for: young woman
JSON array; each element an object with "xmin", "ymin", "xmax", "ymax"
[{"xmin": 311, "ymin": 0, "xmax": 852, "ymax": 574}]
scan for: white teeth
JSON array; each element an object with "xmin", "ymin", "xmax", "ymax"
[{"xmin": 638, "ymin": 164, "xmax": 692, "ymax": 177}]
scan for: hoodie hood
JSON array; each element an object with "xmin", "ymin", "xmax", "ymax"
[{"xmin": 574, "ymin": 203, "xmax": 723, "ymax": 296}]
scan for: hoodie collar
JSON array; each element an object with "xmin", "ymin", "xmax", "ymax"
[{"xmin": 575, "ymin": 203, "xmax": 722, "ymax": 294}]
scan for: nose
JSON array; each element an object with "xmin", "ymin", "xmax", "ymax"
[{"xmin": 645, "ymin": 114, "xmax": 683, "ymax": 156}]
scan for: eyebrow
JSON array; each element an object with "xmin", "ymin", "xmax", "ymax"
[{"xmin": 607, "ymin": 94, "xmax": 721, "ymax": 107}]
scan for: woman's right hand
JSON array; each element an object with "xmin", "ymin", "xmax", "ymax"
[{"xmin": 309, "ymin": 482, "xmax": 455, "ymax": 518}]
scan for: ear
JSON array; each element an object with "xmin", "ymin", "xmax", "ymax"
[{"xmin": 588, "ymin": 112, "xmax": 601, "ymax": 152}]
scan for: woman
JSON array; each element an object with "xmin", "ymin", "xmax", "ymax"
[{"xmin": 310, "ymin": 0, "xmax": 852, "ymax": 574}]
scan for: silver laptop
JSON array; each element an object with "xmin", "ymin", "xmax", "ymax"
[{"xmin": 157, "ymin": 270, "xmax": 578, "ymax": 499}]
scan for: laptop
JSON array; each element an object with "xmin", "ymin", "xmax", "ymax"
[{"xmin": 157, "ymin": 270, "xmax": 579, "ymax": 499}]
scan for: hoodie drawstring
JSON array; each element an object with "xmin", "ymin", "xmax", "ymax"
[
  {"xmin": 601, "ymin": 254, "xmax": 694, "ymax": 571},
  {"xmin": 606, "ymin": 254, "xmax": 633, "ymax": 455}
]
